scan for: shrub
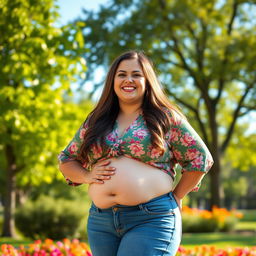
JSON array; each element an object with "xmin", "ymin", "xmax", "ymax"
[
  {"xmin": 15, "ymin": 195, "xmax": 86, "ymax": 240},
  {"xmin": 182, "ymin": 206, "xmax": 243, "ymax": 233}
]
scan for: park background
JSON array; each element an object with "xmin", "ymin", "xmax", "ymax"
[{"xmin": 0, "ymin": 0, "xmax": 256, "ymax": 255}]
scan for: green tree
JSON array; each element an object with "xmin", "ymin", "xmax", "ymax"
[
  {"xmin": 0, "ymin": 0, "xmax": 87, "ymax": 237},
  {"xmin": 79, "ymin": 0, "xmax": 256, "ymax": 207}
]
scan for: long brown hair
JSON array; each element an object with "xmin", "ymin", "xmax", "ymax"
[{"xmin": 78, "ymin": 50, "xmax": 184, "ymax": 163}]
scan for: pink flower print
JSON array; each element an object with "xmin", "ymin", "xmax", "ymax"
[
  {"xmin": 106, "ymin": 133, "xmax": 116, "ymax": 142},
  {"xmin": 191, "ymin": 155, "xmax": 204, "ymax": 169},
  {"xmin": 185, "ymin": 148, "xmax": 200, "ymax": 159},
  {"xmin": 151, "ymin": 148, "xmax": 161, "ymax": 159},
  {"xmin": 206, "ymin": 157, "xmax": 214, "ymax": 170},
  {"xmin": 180, "ymin": 133, "xmax": 196, "ymax": 147},
  {"xmin": 109, "ymin": 143, "xmax": 121, "ymax": 156},
  {"xmin": 79, "ymin": 128, "xmax": 86, "ymax": 139},
  {"xmin": 130, "ymin": 138, "xmax": 139, "ymax": 144},
  {"xmin": 68, "ymin": 142, "xmax": 78, "ymax": 155},
  {"xmin": 128, "ymin": 143, "xmax": 145, "ymax": 157},
  {"xmin": 133, "ymin": 129, "xmax": 147, "ymax": 139},
  {"xmin": 170, "ymin": 128, "xmax": 181, "ymax": 141},
  {"xmin": 173, "ymin": 150, "xmax": 182, "ymax": 160},
  {"xmin": 92, "ymin": 145, "xmax": 103, "ymax": 158},
  {"xmin": 170, "ymin": 116, "xmax": 182, "ymax": 126}
]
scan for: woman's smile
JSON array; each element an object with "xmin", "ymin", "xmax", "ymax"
[{"xmin": 121, "ymin": 85, "xmax": 136, "ymax": 92}]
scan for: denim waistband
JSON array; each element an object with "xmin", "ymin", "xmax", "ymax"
[{"xmin": 91, "ymin": 191, "xmax": 174, "ymax": 213}]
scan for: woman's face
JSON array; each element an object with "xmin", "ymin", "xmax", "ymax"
[{"xmin": 114, "ymin": 58, "xmax": 146, "ymax": 106}]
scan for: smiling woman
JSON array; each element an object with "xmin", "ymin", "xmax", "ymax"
[
  {"xmin": 114, "ymin": 59, "xmax": 146, "ymax": 105},
  {"xmin": 58, "ymin": 51, "xmax": 213, "ymax": 256}
]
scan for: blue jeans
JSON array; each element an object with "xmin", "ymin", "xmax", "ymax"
[{"xmin": 87, "ymin": 192, "xmax": 182, "ymax": 256}]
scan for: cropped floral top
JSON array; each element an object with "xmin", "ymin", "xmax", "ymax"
[{"xmin": 58, "ymin": 110, "xmax": 214, "ymax": 191}]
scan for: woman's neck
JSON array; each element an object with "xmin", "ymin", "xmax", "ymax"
[{"xmin": 118, "ymin": 103, "xmax": 142, "ymax": 116}]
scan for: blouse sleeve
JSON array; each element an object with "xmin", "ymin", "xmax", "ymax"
[
  {"xmin": 168, "ymin": 112, "xmax": 214, "ymax": 191},
  {"xmin": 57, "ymin": 120, "xmax": 89, "ymax": 186}
]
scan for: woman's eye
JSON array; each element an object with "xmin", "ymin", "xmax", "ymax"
[
  {"xmin": 118, "ymin": 74, "xmax": 125, "ymax": 77},
  {"xmin": 133, "ymin": 74, "xmax": 141, "ymax": 77}
]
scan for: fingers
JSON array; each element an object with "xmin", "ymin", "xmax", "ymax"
[
  {"xmin": 90, "ymin": 160, "xmax": 116, "ymax": 184},
  {"xmin": 97, "ymin": 160, "xmax": 111, "ymax": 167},
  {"xmin": 95, "ymin": 170, "xmax": 115, "ymax": 180},
  {"xmin": 92, "ymin": 179, "xmax": 105, "ymax": 184}
]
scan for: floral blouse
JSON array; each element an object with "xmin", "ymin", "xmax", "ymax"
[{"xmin": 58, "ymin": 110, "xmax": 214, "ymax": 191}]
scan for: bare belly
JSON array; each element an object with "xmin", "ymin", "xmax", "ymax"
[{"xmin": 88, "ymin": 156, "xmax": 174, "ymax": 208}]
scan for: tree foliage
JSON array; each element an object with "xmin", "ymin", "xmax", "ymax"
[
  {"xmin": 0, "ymin": 0, "xmax": 90, "ymax": 236},
  {"xmin": 79, "ymin": 0, "xmax": 256, "ymax": 206}
]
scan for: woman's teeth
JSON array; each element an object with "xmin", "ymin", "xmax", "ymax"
[{"xmin": 122, "ymin": 87, "xmax": 136, "ymax": 92}]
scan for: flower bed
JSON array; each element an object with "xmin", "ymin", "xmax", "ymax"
[
  {"xmin": 177, "ymin": 245, "xmax": 256, "ymax": 256},
  {"xmin": 1, "ymin": 239, "xmax": 256, "ymax": 256},
  {"xmin": 0, "ymin": 238, "xmax": 92, "ymax": 256},
  {"xmin": 182, "ymin": 206, "xmax": 243, "ymax": 232}
]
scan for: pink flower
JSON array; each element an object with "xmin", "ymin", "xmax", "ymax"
[
  {"xmin": 133, "ymin": 129, "xmax": 148, "ymax": 139},
  {"xmin": 68, "ymin": 142, "xmax": 78, "ymax": 155},
  {"xmin": 106, "ymin": 133, "xmax": 116, "ymax": 142},
  {"xmin": 128, "ymin": 143, "xmax": 145, "ymax": 157},
  {"xmin": 206, "ymin": 158, "xmax": 214, "ymax": 170},
  {"xmin": 56, "ymin": 242, "xmax": 63, "ymax": 248},
  {"xmin": 191, "ymin": 155, "xmax": 204, "ymax": 169},
  {"xmin": 109, "ymin": 144, "xmax": 120, "ymax": 157},
  {"xmin": 170, "ymin": 128, "xmax": 181, "ymax": 141},
  {"xmin": 180, "ymin": 133, "xmax": 196, "ymax": 147},
  {"xmin": 79, "ymin": 128, "xmax": 86, "ymax": 139},
  {"xmin": 170, "ymin": 116, "xmax": 182, "ymax": 126},
  {"xmin": 185, "ymin": 148, "xmax": 200, "ymax": 159},
  {"xmin": 92, "ymin": 145, "xmax": 103, "ymax": 158},
  {"xmin": 173, "ymin": 150, "xmax": 182, "ymax": 160},
  {"xmin": 150, "ymin": 148, "xmax": 161, "ymax": 158},
  {"xmin": 130, "ymin": 138, "xmax": 139, "ymax": 144}
]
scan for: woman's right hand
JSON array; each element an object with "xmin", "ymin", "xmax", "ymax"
[{"xmin": 87, "ymin": 160, "xmax": 116, "ymax": 184}]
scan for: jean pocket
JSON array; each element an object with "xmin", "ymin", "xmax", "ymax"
[{"xmin": 143, "ymin": 198, "xmax": 175, "ymax": 215}]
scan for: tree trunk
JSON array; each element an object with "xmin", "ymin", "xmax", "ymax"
[
  {"xmin": 207, "ymin": 105, "xmax": 221, "ymax": 208},
  {"xmin": 209, "ymin": 151, "xmax": 221, "ymax": 208},
  {"xmin": 2, "ymin": 144, "xmax": 17, "ymax": 237}
]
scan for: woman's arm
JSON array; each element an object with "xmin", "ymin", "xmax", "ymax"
[
  {"xmin": 168, "ymin": 112, "xmax": 214, "ymax": 192},
  {"xmin": 172, "ymin": 171, "xmax": 205, "ymax": 209},
  {"xmin": 59, "ymin": 161, "xmax": 90, "ymax": 184}
]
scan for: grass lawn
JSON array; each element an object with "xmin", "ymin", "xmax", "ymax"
[
  {"xmin": 0, "ymin": 237, "xmax": 32, "ymax": 247},
  {"xmin": 236, "ymin": 209, "xmax": 256, "ymax": 232},
  {"xmin": 181, "ymin": 232, "xmax": 256, "ymax": 248}
]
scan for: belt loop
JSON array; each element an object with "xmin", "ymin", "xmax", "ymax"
[
  {"xmin": 168, "ymin": 191, "xmax": 173, "ymax": 199},
  {"xmin": 139, "ymin": 204, "xmax": 144, "ymax": 211},
  {"xmin": 92, "ymin": 202, "xmax": 101, "ymax": 212}
]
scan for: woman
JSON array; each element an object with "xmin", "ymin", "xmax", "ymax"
[{"xmin": 58, "ymin": 51, "xmax": 214, "ymax": 256}]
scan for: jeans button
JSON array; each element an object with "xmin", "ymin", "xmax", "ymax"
[{"xmin": 113, "ymin": 207, "xmax": 118, "ymax": 212}]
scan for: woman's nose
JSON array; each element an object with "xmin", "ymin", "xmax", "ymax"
[{"xmin": 125, "ymin": 76, "xmax": 133, "ymax": 83}]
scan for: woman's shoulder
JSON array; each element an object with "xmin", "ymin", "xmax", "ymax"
[{"xmin": 161, "ymin": 107, "xmax": 186, "ymax": 125}]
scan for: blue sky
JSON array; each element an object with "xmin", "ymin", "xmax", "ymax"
[{"xmin": 56, "ymin": 0, "xmax": 108, "ymax": 24}]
